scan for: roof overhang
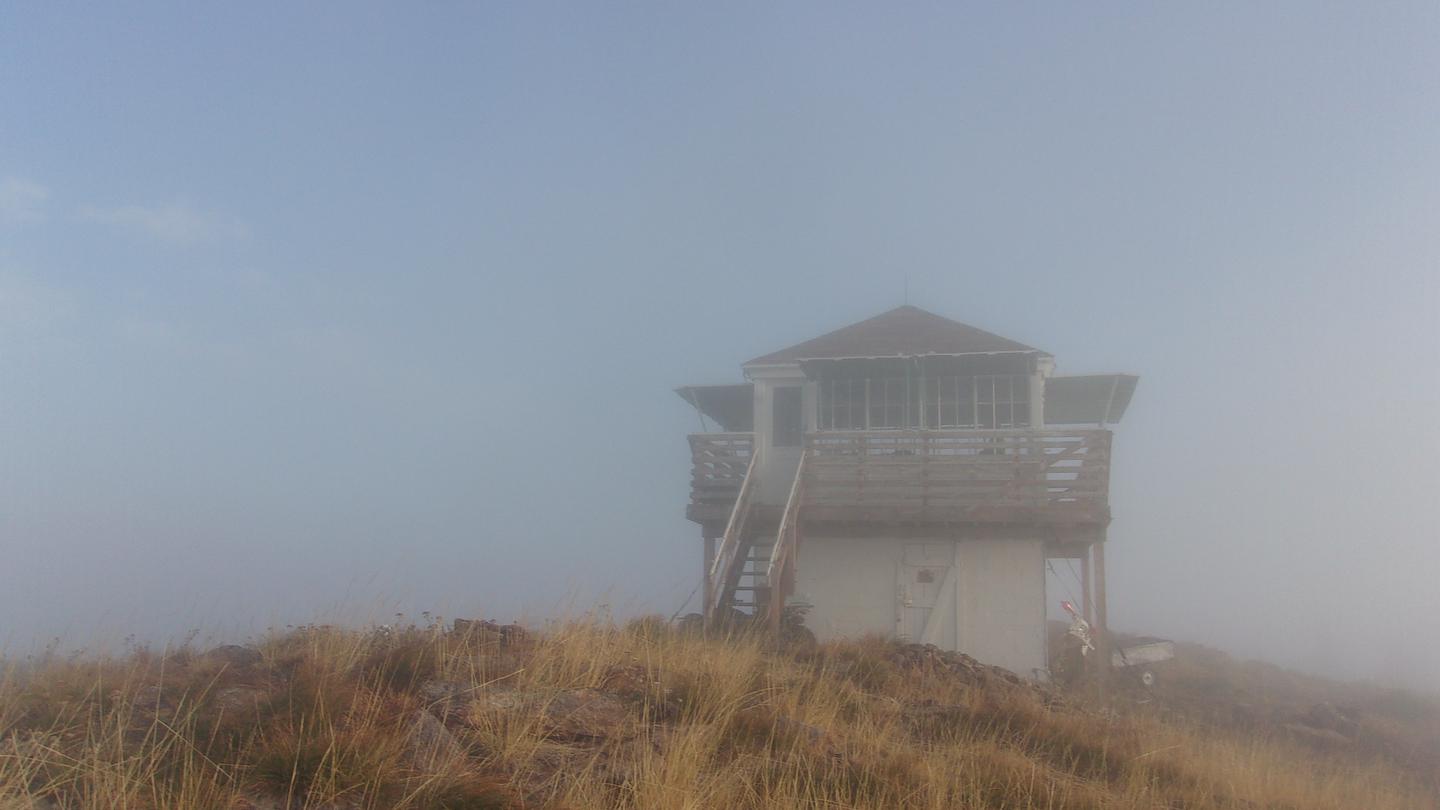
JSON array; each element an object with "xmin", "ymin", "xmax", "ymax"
[
  {"xmin": 791, "ymin": 351, "xmax": 1045, "ymax": 378},
  {"xmin": 675, "ymin": 384, "xmax": 754, "ymax": 432},
  {"xmin": 1043, "ymin": 374, "xmax": 1139, "ymax": 425},
  {"xmin": 748, "ymin": 348, "xmax": 1046, "ymax": 372}
]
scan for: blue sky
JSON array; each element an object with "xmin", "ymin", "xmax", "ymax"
[{"xmin": 2, "ymin": 3, "xmax": 1437, "ymax": 687}]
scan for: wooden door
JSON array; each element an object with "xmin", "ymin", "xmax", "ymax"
[{"xmin": 898, "ymin": 543, "xmax": 954, "ymax": 643}]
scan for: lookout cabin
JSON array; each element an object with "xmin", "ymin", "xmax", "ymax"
[{"xmin": 677, "ymin": 305, "xmax": 1137, "ymax": 679}]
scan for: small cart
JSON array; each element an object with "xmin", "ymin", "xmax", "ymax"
[{"xmin": 1111, "ymin": 637, "xmax": 1175, "ymax": 687}]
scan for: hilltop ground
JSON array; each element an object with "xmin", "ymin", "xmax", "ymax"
[{"xmin": 1, "ymin": 616, "xmax": 1436, "ymax": 809}]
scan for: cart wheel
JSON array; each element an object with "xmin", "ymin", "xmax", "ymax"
[{"xmin": 1139, "ymin": 669, "xmax": 1155, "ymax": 688}]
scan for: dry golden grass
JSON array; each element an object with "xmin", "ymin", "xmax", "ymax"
[{"xmin": 1, "ymin": 616, "xmax": 1435, "ymax": 809}]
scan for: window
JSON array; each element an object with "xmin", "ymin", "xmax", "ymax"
[
  {"xmin": 974, "ymin": 374, "xmax": 1030, "ymax": 428},
  {"xmin": 772, "ymin": 386, "xmax": 802, "ymax": 447},
  {"xmin": 819, "ymin": 373, "xmax": 1030, "ymax": 430},
  {"xmin": 817, "ymin": 377, "xmax": 864, "ymax": 430}
]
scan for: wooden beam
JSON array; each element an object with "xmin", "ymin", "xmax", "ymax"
[
  {"xmin": 1093, "ymin": 534, "xmax": 1109, "ymax": 683},
  {"xmin": 1080, "ymin": 546, "xmax": 1092, "ymax": 624},
  {"xmin": 702, "ymin": 535, "xmax": 716, "ymax": 614}
]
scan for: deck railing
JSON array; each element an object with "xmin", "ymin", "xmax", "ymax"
[
  {"xmin": 803, "ymin": 429, "xmax": 1111, "ymax": 524},
  {"xmin": 687, "ymin": 429, "xmax": 1111, "ymax": 525},
  {"xmin": 687, "ymin": 433, "xmax": 754, "ymax": 513}
]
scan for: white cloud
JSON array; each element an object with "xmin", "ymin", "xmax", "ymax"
[
  {"xmin": 80, "ymin": 202, "xmax": 249, "ymax": 246},
  {"xmin": 0, "ymin": 178, "xmax": 51, "ymax": 226}
]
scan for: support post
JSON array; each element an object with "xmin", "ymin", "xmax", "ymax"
[
  {"xmin": 1029, "ymin": 355, "xmax": 1053, "ymax": 429},
  {"xmin": 767, "ymin": 573, "xmax": 783, "ymax": 636},
  {"xmin": 702, "ymin": 535, "xmax": 716, "ymax": 615},
  {"xmin": 768, "ymin": 547, "xmax": 796, "ymax": 637},
  {"xmin": 1093, "ymin": 534, "xmax": 1109, "ymax": 683},
  {"xmin": 1080, "ymin": 546, "xmax": 1093, "ymax": 624}
]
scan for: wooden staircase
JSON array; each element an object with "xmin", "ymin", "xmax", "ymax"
[
  {"xmin": 706, "ymin": 450, "xmax": 808, "ymax": 631},
  {"xmin": 705, "ymin": 447, "xmax": 761, "ymax": 623},
  {"xmin": 722, "ymin": 542, "xmax": 774, "ymax": 612}
]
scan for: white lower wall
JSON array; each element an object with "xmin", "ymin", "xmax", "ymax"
[
  {"xmin": 954, "ymin": 539, "xmax": 1048, "ymax": 678},
  {"xmin": 793, "ymin": 534, "xmax": 1048, "ymax": 678},
  {"xmin": 792, "ymin": 535, "xmax": 900, "ymax": 639}
]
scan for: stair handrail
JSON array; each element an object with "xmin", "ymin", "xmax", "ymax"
[
  {"xmin": 766, "ymin": 449, "xmax": 808, "ymax": 630},
  {"xmin": 706, "ymin": 446, "xmax": 761, "ymax": 618}
]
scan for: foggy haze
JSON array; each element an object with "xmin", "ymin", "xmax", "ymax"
[{"xmin": 2, "ymin": 5, "xmax": 1437, "ymax": 691}]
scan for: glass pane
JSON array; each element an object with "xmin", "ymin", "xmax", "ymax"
[{"xmin": 772, "ymin": 386, "xmax": 802, "ymax": 447}]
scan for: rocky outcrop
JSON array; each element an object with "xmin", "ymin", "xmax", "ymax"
[
  {"xmin": 471, "ymin": 687, "xmax": 633, "ymax": 743},
  {"xmin": 202, "ymin": 644, "xmax": 263, "ymax": 669},
  {"xmin": 408, "ymin": 708, "xmax": 465, "ymax": 769}
]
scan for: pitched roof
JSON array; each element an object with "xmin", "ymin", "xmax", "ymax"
[{"xmin": 744, "ymin": 305, "xmax": 1043, "ymax": 367}]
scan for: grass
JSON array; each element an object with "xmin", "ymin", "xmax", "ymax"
[{"xmin": 0, "ymin": 616, "xmax": 1435, "ymax": 809}]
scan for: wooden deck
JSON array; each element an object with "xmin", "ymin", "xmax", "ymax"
[
  {"xmin": 689, "ymin": 429, "xmax": 1111, "ymax": 527},
  {"xmin": 687, "ymin": 432, "xmax": 754, "ymax": 523}
]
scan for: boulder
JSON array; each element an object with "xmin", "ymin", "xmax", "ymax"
[
  {"xmin": 1284, "ymin": 722, "xmax": 1352, "ymax": 750},
  {"xmin": 213, "ymin": 686, "xmax": 267, "ymax": 713},
  {"xmin": 1305, "ymin": 702, "xmax": 1359, "ymax": 737},
  {"xmin": 452, "ymin": 618, "xmax": 528, "ymax": 643},
  {"xmin": 471, "ymin": 688, "xmax": 631, "ymax": 743},
  {"xmin": 203, "ymin": 644, "xmax": 263, "ymax": 669},
  {"xmin": 408, "ymin": 709, "xmax": 466, "ymax": 769},
  {"xmin": 453, "ymin": 618, "xmax": 501, "ymax": 637},
  {"xmin": 418, "ymin": 680, "xmax": 472, "ymax": 720},
  {"xmin": 544, "ymin": 688, "xmax": 629, "ymax": 740}
]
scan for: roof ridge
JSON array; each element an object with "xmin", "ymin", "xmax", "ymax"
[{"xmin": 743, "ymin": 306, "xmax": 1042, "ymax": 367}]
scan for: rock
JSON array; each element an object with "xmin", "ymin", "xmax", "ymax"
[
  {"xmin": 122, "ymin": 684, "xmax": 172, "ymax": 727},
  {"xmin": 452, "ymin": 618, "xmax": 527, "ymax": 646},
  {"xmin": 419, "ymin": 680, "xmax": 471, "ymax": 720},
  {"xmin": 475, "ymin": 689, "xmax": 530, "ymax": 714},
  {"xmin": 674, "ymin": 613, "xmax": 705, "ymax": 635},
  {"xmin": 214, "ymin": 686, "xmax": 267, "ymax": 713},
  {"xmin": 419, "ymin": 679, "xmax": 467, "ymax": 703},
  {"xmin": 599, "ymin": 662, "xmax": 652, "ymax": 699},
  {"xmin": 203, "ymin": 644, "xmax": 263, "ymax": 669},
  {"xmin": 453, "ymin": 618, "xmax": 502, "ymax": 638},
  {"xmin": 471, "ymin": 688, "xmax": 631, "ymax": 742},
  {"xmin": 409, "ymin": 709, "xmax": 465, "ymax": 769},
  {"xmin": 1305, "ymin": 702, "xmax": 1359, "ymax": 737},
  {"xmin": 134, "ymin": 684, "xmax": 166, "ymax": 709},
  {"xmin": 484, "ymin": 652, "xmax": 527, "ymax": 681},
  {"xmin": 887, "ymin": 643, "xmax": 1033, "ymax": 691},
  {"xmin": 1284, "ymin": 722, "xmax": 1352, "ymax": 749},
  {"xmin": 545, "ymin": 689, "xmax": 629, "ymax": 740}
]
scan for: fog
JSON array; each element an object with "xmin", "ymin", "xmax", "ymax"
[{"xmin": 2, "ymin": 5, "xmax": 1437, "ymax": 691}]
